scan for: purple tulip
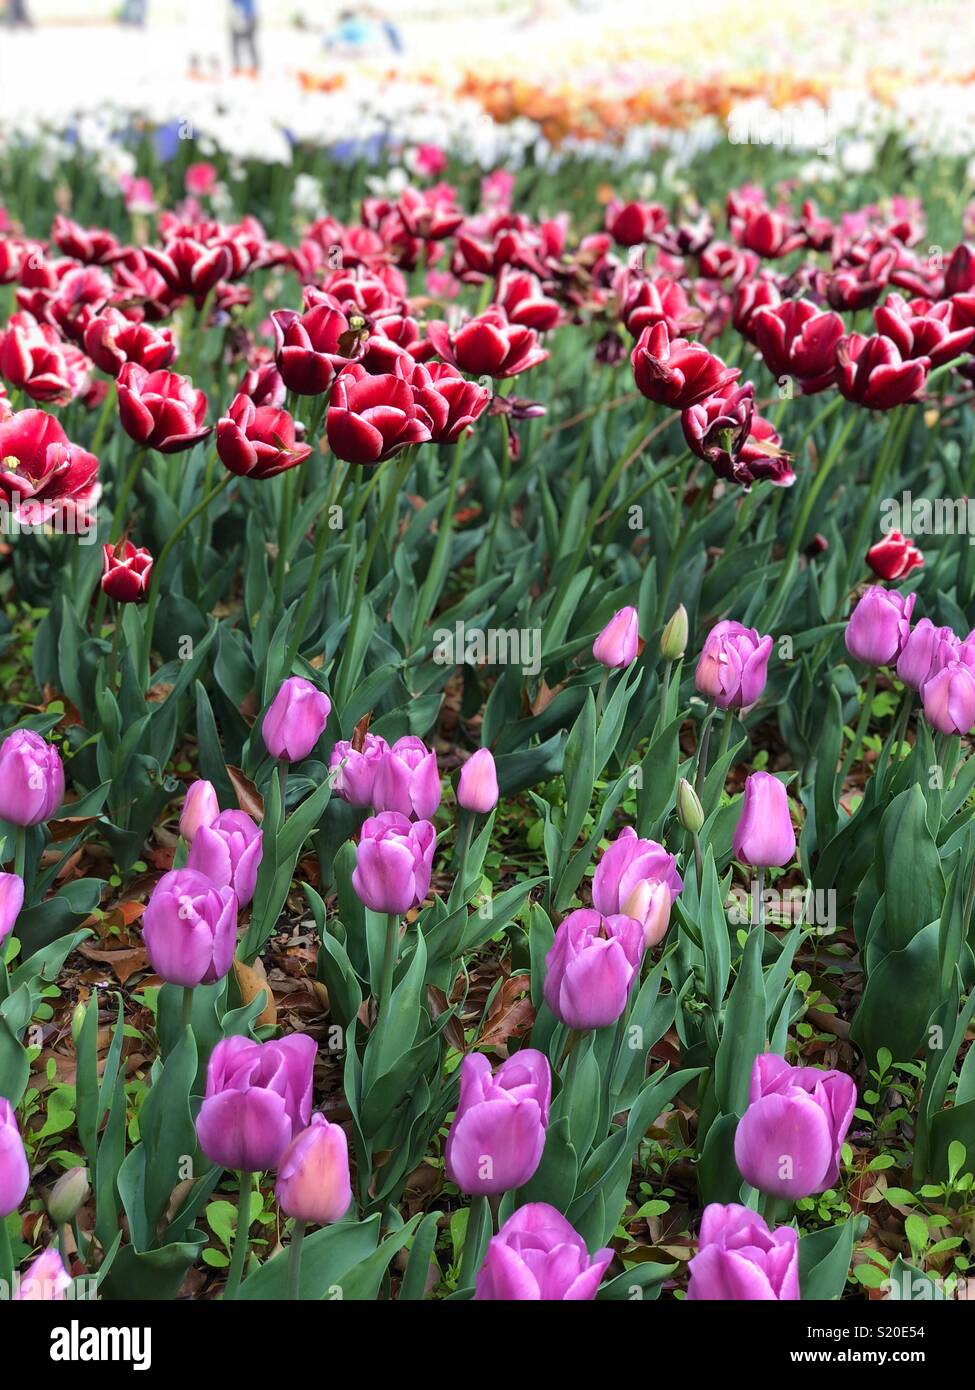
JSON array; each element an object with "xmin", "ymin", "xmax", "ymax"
[
  {"xmin": 0, "ymin": 871, "xmax": 24, "ymax": 948},
  {"xmin": 732, "ymin": 772, "xmax": 796, "ymax": 869},
  {"xmin": 329, "ymin": 733, "xmax": 390, "ymax": 807},
  {"xmin": 543, "ymin": 908, "xmax": 644, "ymax": 1030},
  {"xmin": 475, "ymin": 1203, "xmax": 614, "ymax": 1300},
  {"xmin": 0, "ymin": 729, "xmax": 65, "ymax": 826},
  {"xmin": 196, "ymin": 1034, "xmax": 316, "ymax": 1172},
  {"xmin": 445, "ymin": 1050, "xmax": 551, "ymax": 1196},
  {"xmin": 179, "ymin": 779, "xmax": 219, "ymax": 842},
  {"xmin": 922, "ymin": 660, "xmax": 975, "ymax": 736},
  {"xmin": 14, "ymin": 1247, "xmax": 73, "ymax": 1301},
  {"xmin": 352, "ymin": 812, "xmax": 435, "ymax": 914},
  {"xmin": 694, "ymin": 621, "xmax": 773, "ymax": 710},
  {"xmin": 371, "ymin": 736, "xmax": 441, "ymax": 819},
  {"xmin": 592, "ymin": 606, "xmax": 639, "ymax": 668},
  {"xmin": 0, "ymin": 1098, "xmax": 29, "ymax": 1218},
  {"xmin": 457, "ymin": 748, "xmax": 499, "ymax": 814},
  {"xmin": 187, "ymin": 810, "xmax": 263, "ymax": 909},
  {"xmin": 275, "ymin": 1113, "xmax": 352, "ymax": 1225},
  {"xmin": 734, "ymin": 1053, "xmax": 856, "ymax": 1199},
  {"xmin": 686, "ymin": 1203, "xmax": 799, "ymax": 1301},
  {"xmin": 844, "ymin": 586, "xmax": 915, "ymax": 666},
  {"xmin": 262, "ymin": 677, "xmax": 331, "ymax": 762},
  {"xmin": 141, "ymin": 868, "xmax": 237, "ymax": 988},
  {"xmin": 896, "ymin": 619, "xmax": 957, "ymax": 690},
  {"xmin": 591, "ymin": 826, "xmax": 683, "ymax": 946}
]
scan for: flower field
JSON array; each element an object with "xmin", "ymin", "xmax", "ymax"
[{"xmin": 2, "ymin": 3, "xmax": 975, "ymax": 1325}]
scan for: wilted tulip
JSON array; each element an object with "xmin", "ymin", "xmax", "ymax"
[
  {"xmin": 682, "ymin": 383, "xmax": 793, "ymax": 489},
  {"xmin": 844, "ymin": 586, "xmax": 915, "ymax": 666},
  {"xmin": 117, "ymin": 363, "xmax": 211, "ymax": 454},
  {"xmin": 922, "ymin": 660, "xmax": 975, "ymax": 736},
  {"xmin": 445, "ymin": 1050, "xmax": 550, "ymax": 1196},
  {"xmin": 216, "ymin": 394, "xmax": 312, "ymax": 479},
  {"xmin": 695, "ymin": 620, "xmax": 773, "ymax": 710},
  {"xmin": 275, "ymin": 1113, "xmax": 351, "ymax": 1225},
  {"xmin": 328, "ymin": 733, "xmax": 390, "ymax": 807},
  {"xmin": 187, "ymin": 810, "xmax": 263, "ymax": 909},
  {"xmin": 100, "ymin": 540, "xmax": 153, "ymax": 602},
  {"xmin": 734, "ymin": 1054, "xmax": 856, "ymax": 1199},
  {"xmin": 544, "ymin": 908, "xmax": 644, "ymax": 1030},
  {"xmin": 592, "ymin": 606, "xmax": 639, "ymax": 668},
  {"xmin": 475, "ymin": 1203, "xmax": 613, "ymax": 1300},
  {"xmin": 13, "ymin": 1248, "xmax": 73, "ymax": 1301},
  {"xmin": 686, "ymin": 1204, "xmax": 799, "ymax": 1301},
  {"xmin": 196, "ymin": 1034, "xmax": 317, "ymax": 1172},
  {"xmin": 0, "ymin": 1097, "xmax": 29, "ymax": 1217},
  {"xmin": 142, "ymin": 868, "xmax": 237, "ymax": 988},
  {"xmin": 262, "ymin": 677, "xmax": 331, "ymax": 762},
  {"xmin": 0, "ymin": 729, "xmax": 65, "ymax": 826},
  {"xmin": 592, "ymin": 827, "xmax": 683, "ymax": 947},
  {"xmin": 352, "ymin": 812, "xmax": 435, "ymax": 914},
  {"xmin": 179, "ymin": 779, "xmax": 219, "ymax": 843},
  {"xmin": 457, "ymin": 748, "xmax": 499, "ymax": 814},
  {"xmin": 866, "ymin": 530, "xmax": 923, "ymax": 581},
  {"xmin": 371, "ymin": 736, "xmax": 440, "ymax": 819},
  {"xmin": 732, "ymin": 772, "xmax": 796, "ymax": 869},
  {"xmin": 631, "ymin": 322, "xmax": 738, "ymax": 409},
  {"xmin": 0, "ymin": 872, "xmax": 24, "ymax": 947}
]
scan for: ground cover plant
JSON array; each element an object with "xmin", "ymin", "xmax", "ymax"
[{"xmin": 2, "ymin": 117, "xmax": 975, "ymax": 1306}]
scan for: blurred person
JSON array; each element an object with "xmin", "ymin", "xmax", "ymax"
[
  {"xmin": 323, "ymin": 6, "xmax": 401, "ymax": 58},
  {"xmin": 229, "ymin": 0, "xmax": 260, "ymax": 74},
  {"xmin": 120, "ymin": 0, "xmax": 149, "ymax": 24},
  {"xmin": 4, "ymin": 0, "xmax": 33, "ymax": 27}
]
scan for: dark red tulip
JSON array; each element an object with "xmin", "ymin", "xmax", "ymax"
[
  {"xmin": 0, "ymin": 408, "xmax": 99, "ymax": 525},
  {"xmin": 604, "ymin": 200, "xmax": 667, "ymax": 247},
  {"xmin": 681, "ymin": 382, "xmax": 793, "ymax": 489},
  {"xmin": 873, "ymin": 294, "xmax": 975, "ymax": 368},
  {"xmin": 84, "ymin": 309, "xmax": 178, "ymax": 378},
  {"xmin": 238, "ymin": 358, "xmax": 286, "ymax": 409},
  {"xmin": 731, "ymin": 208, "xmax": 805, "ymax": 259},
  {"xmin": 819, "ymin": 248, "xmax": 896, "ymax": 312},
  {"xmin": 836, "ymin": 333, "xmax": 929, "ymax": 410},
  {"xmin": 426, "ymin": 308, "xmax": 549, "ymax": 379},
  {"xmin": 495, "ymin": 270, "xmax": 561, "ymax": 332},
  {"xmin": 406, "ymin": 361, "xmax": 491, "ymax": 445},
  {"xmin": 216, "ymin": 394, "xmax": 312, "ymax": 479},
  {"xmin": 0, "ymin": 311, "xmax": 78, "ymax": 402},
  {"xmin": 51, "ymin": 215, "xmax": 123, "ymax": 266},
  {"xmin": 143, "ymin": 237, "xmax": 232, "ymax": 308},
  {"xmin": 731, "ymin": 278, "xmax": 782, "ymax": 343},
  {"xmin": 866, "ymin": 531, "xmax": 924, "ymax": 581},
  {"xmin": 326, "ymin": 365, "xmax": 432, "ymax": 464},
  {"xmin": 271, "ymin": 300, "xmax": 353, "ymax": 396},
  {"xmin": 945, "ymin": 243, "xmax": 975, "ymax": 297},
  {"xmin": 616, "ymin": 269, "xmax": 702, "ymax": 339},
  {"xmin": 117, "ymin": 363, "xmax": 210, "ymax": 453},
  {"xmin": 101, "ymin": 540, "xmax": 154, "ymax": 602},
  {"xmin": 752, "ymin": 299, "xmax": 845, "ymax": 395},
  {"xmin": 630, "ymin": 321, "xmax": 738, "ymax": 409}
]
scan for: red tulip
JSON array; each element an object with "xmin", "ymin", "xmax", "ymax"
[
  {"xmin": 604, "ymin": 199, "xmax": 667, "ymax": 247},
  {"xmin": 326, "ymin": 365, "xmax": 432, "ymax": 464},
  {"xmin": 0, "ymin": 311, "xmax": 77, "ymax": 402},
  {"xmin": 117, "ymin": 363, "xmax": 210, "ymax": 453},
  {"xmin": 617, "ymin": 269, "xmax": 702, "ymax": 339},
  {"xmin": 83, "ymin": 308, "xmax": 178, "ymax": 378},
  {"xmin": 495, "ymin": 270, "xmax": 561, "ymax": 332},
  {"xmin": 271, "ymin": 300, "xmax": 354, "ymax": 396},
  {"xmin": 0, "ymin": 408, "xmax": 99, "ymax": 525},
  {"xmin": 836, "ymin": 333, "xmax": 929, "ymax": 410},
  {"xmin": 426, "ymin": 307, "xmax": 549, "ymax": 379},
  {"xmin": 866, "ymin": 531, "xmax": 924, "ymax": 581},
  {"xmin": 143, "ymin": 236, "xmax": 232, "ymax": 308},
  {"xmin": 101, "ymin": 539, "xmax": 153, "ymax": 601},
  {"xmin": 752, "ymin": 299, "xmax": 844, "ymax": 395},
  {"xmin": 732, "ymin": 208, "xmax": 805, "ymax": 259},
  {"xmin": 732, "ymin": 278, "xmax": 782, "ymax": 342},
  {"xmin": 631, "ymin": 321, "xmax": 738, "ymax": 409},
  {"xmin": 873, "ymin": 294, "xmax": 975, "ymax": 369},
  {"xmin": 51, "ymin": 215, "xmax": 122, "ymax": 266},
  {"xmin": 405, "ymin": 361, "xmax": 491, "ymax": 445},
  {"xmin": 216, "ymin": 394, "xmax": 312, "ymax": 479}
]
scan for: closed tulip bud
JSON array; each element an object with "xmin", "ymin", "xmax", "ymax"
[
  {"xmin": 46, "ymin": 1167, "xmax": 90, "ymax": 1225},
  {"xmin": 676, "ymin": 778, "xmax": 704, "ymax": 834},
  {"xmin": 196, "ymin": 1034, "xmax": 316, "ymax": 1172},
  {"xmin": 13, "ymin": 1247, "xmax": 73, "ymax": 1300},
  {"xmin": 844, "ymin": 585, "xmax": 915, "ymax": 666},
  {"xmin": 100, "ymin": 540, "xmax": 153, "ymax": 603},
  {"xmin": 0, "ymin": 871, "xmax": 24, "ymax": 948},
  {"xmin": 187, "ymin": 810, "xmax": 263, "ymax": 909},
  {"xmin": 686, "ymin": 1204, "xmax": 799, "ymax": 1301},
  {"xmin": 262, "ymin": 677, "xmax": 331, "ymax": 762},
  {"xmin": 592, "ymin": 605, "xmax": 639, "ymax": 668},
  {"xmin": 0, "ymin": 729, "xmax": 65, "ymax": 826},
  {"xmin": 734, "ymin": 1054, "xmax": 856, "ymax": 1199},
  {"xmin": 660, "ymin": 604, "xmax": 688, "ymax": 661},
  {"xmin": 179, "ymin": 779, "xmax": 219, "ymax": 843},
  {"xmin": 732, "ymin": 771, "xmax": 796, "ymax": 868},
  {"xmin": 922, "ymin": 660, "xmax": 975, "ymax": 736},
  {"xmin": 0, "ymin": 1097, "xmax": 29, "ymax": 1217},
  {"xmin": 70, "ymin": 1002, "xmax": 86, "ymax": 1047},
  {"xmin": 695, "ymin": 620, "xmax": 772, "ymax": 710},
  {"xmin": 457, "ymin": 749, "xmax": 499, "ymax": 814},
  {"xmin": 141, "ymin": 868, "xmax": 237, "ymax": 989},
  {"xmin": 543, "ymin": 908, "xmax": 644, "ymax": 1030},
  {"xmin": 275, "ymin": 1113, "xmax": 352, "ymax": 1225},
  {"xmin": 445, "ymin": 1050, "xmax": 551, "ymax": 1195},
  {"xmin": 352, "ymin": 813, "xmax": 436, "ymax": 914},
  {"xmin": 371, "ymin": 736, "xmax": 441, "ymax": 819},
  {"xmin": 475, "ymin": 1203, "xmax": 613, "ymax": 1300}
]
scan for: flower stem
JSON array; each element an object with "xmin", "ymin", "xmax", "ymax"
[
  {"xmin": 180, "ymin": 985, "xmax": 195, "ymax": 1032},
  {"xmin": 222, "ymin": 1171, "xmax": 252, "ymax": 1301},
  {"xmin": 458, "ymin": 1194, "xmax": 490, "ymax": 1290},
  {"xmin": 378, "ymin": 912, "xmax": 400, "ymax": 1018},
  {"xmin": 287, "ymin": 1219, "xmax": 307, "ymax": 1300}
]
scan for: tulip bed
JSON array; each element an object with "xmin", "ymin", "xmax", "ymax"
[{"xmin": 2, "ymin": 131, "xmax": 975, "ymax": 1309}]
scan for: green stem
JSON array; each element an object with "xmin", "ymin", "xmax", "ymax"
[
  {"xmin": 717, "ymin": 709, "xmax": 734, "ymax": 769},
  {"xmin": 449, "ymin": 811, "xmax": 475, "ymax": 910},
  {"xmin": 694, "ymin": 706, "xmax": 715, "ymax": 798},
  {"xmin": 13, "ymin": 826, "xmax": 26, "ymax": 882},
  {"xmin": 282, "ymin": 464, "xmax": 351, "ymax": 671},
  {"xmin": 287, "ymin": 1219, "xmax": 307, "ymax": 1300},
  {"xmin": 412, "ymin": 435, "xmax": 467, "ymax": 647},
  {"xmin": 222, "ymin": 1171, "xmax": 252, "ymax": 1301},
  {"xmin": 840, "ymin": 672, "xmax": 877, "ymax": 782},
  {"xmin": 378, "ymin": 912, "xmax": 400, "ymax": 1018},
  {"xmin": 595, "ymin": 670, "xmax": 609, "ymax": 719},
  {"xmin": 0, "ymin": 1216, "xmax": 12, "ymax": 1290},
  {"xmin": 482, "ymin": 409, "xmax": 511, "ymax": 576},
  {"xmin": 458, "ymin": 1194, "xmax": 490, "ymax": 1290},
  {"xmin": 180, "ymin": 985, "xmax": 195, "ymax": 1032}
]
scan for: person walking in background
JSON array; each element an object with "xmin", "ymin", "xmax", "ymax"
[
  {"xmin": 120, "ymin": 0, "xmax": 149, "ymax": 26},
  {"xmin": 229, "ymin": 0, "xmax": 260, "ymax": 75},
  {"xmin": 4, "ymin": 0, "xmax": 33, "ymax": 27}
]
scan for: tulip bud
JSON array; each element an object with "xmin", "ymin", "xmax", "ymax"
[
  {"xmin": 676, "ymin": 779, "xmax": 704, "ymax": 834},
  {"xmin": 46, "ymin": 1167, "xmax": 90, "ymax": 1226},
  {"xmin": 0, "ymin": 871, "xmax": 24, "ymax": 948},
  {"xmin": 457, "ymin": 749, "xmax": 499, "ymax": 814},
  {"xmin": 844, "ymin": 586, "xmax": 915, "ymax": 667},
  {"xmin": 659, "ymin": 604, "xmax": 688, "ymax": 661},
  {"xmin": 71, "ymin": 1002, "xmax": 86, "ymax": 1047},
  {"xmin": 13, "ymin": 1247, "xmax": 72, "ymax": 1301},
  {"xmin": 179, "ymin": 779, "xmax": 219, "ymax": 843},
  {"xmin": 262, "ymin": 677, "xmax": 331, "ymax": 763},
  {"xmin": 0, "ymin": 1097, "xmax": 29, "ymax": 1218},
  {"xmin": 732, "ymin": 771, "xmax": 796, "ymax": 869},
  {"xmin": 0, "ymin": 729, "xmax": 65, "ymax": 826},
  {"xmin": 593, "ymin": 606, "xmax": 639, "ymax": 668},
  {"xmin": 275, "ymin": 1113, "xmax": 352, "ymax": 1225}
]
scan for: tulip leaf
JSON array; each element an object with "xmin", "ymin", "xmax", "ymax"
[
  {"xmin": 799, "ymin": 1216, "xmax": 865, "ymax": 1300},
  {"xmin": 714, "ymin": 925, "xmax": 767, "ymax": 1118},
  {"xmin": 238, "ymin": 1215, "xmax": 384, "ymax": 1300}
]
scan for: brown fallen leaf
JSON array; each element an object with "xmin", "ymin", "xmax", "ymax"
[
  {"xmin": 76, "ymin": 943, "xmax": 149, "ymax": 985},
  {"xmin": 228, "ymin": 766, "xmax": 264, "ymax": 821},
  {"xmin": 233, "ymin": 956, "xmax": 277, "ymax": 1029}
]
